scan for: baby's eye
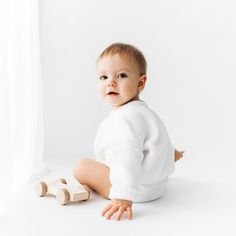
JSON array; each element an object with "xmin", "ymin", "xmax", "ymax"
[
  {"xmin": 117, "ymin": 73, "xmax": 127, "ymax": 79},
  {"xmin": 99, "ymin": 75, "xmax": 107, "ymax": 80}
]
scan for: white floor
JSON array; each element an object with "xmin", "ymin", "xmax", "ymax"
[{"xmin": 1, "ymin": 155, "xmax": 236, "ymax": 236}]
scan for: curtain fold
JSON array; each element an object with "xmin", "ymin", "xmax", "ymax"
[{"xmin": 0, "ymin": 0, "xmax": 48, "ymax": 217}]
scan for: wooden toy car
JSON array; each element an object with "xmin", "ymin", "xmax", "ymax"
[{"xmin": 35, "ymin": 178, "xmax": 90, "ymax": 205}]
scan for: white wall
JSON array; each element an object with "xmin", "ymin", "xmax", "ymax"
[{"xmin": 39, "ymin": 0, "xmax": 236, "ymax": 165}]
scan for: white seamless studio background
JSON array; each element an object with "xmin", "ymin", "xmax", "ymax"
[
  {"xmin": 1, "ymin": 1, "xmax": 235, "ymax": 235},
  {"xmin": 39, "ymin": 0, "xmax": 236, "ymax": 175}
]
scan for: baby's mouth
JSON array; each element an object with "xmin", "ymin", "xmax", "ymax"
[{"xmin": 107, "ymin": 91, "xmax": 119, "ymax": 96}]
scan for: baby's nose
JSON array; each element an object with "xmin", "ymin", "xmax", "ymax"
[{"xmin": 108, "ymin": 79, "xmax": 116, "ymax": 86}]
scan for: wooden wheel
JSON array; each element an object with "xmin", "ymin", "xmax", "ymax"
[
  {"xmin": 56, "ymin": 189, "xmax": 70, "ymax": 205},
  {"xmin": 35, "ymin": 181, "xmax": 47, "ymax": 197}
]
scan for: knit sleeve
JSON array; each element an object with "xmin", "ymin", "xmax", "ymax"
[{"xmin": 105, "ymin": 111, "xmax": 145, "ymax": 201}]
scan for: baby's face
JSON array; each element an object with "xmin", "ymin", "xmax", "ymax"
[{"xmin": 97, "ymin": 54, "xmax": 145, "ymax": 109}]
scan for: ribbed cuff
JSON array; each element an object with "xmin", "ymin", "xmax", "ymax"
[{"xmin": 109, "ymin": 185, "xmax": 137, "ymax": 201}]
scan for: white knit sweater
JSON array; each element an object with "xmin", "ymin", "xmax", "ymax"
[{"xmin": 94, "ymin": 100, "xmax": 175, "ymax": 202}]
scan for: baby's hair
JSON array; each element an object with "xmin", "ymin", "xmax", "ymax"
[{"xmin": 97, "ymin": 42, "xmax": 147, "ymax": 75}]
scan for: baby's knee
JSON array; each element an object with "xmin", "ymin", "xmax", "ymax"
[{"xmin": 73, "ymin": 158, "xmax": 90, "ymax": 182}]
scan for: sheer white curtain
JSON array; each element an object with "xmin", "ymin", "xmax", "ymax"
[{"xmin": 0, "ymin": 0, "xmax": 48, "ymax": 216}]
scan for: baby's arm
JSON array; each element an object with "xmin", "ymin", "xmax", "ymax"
[{"xmin": 100, "ymin": 112, "xmax": 144, "ymax": 220}]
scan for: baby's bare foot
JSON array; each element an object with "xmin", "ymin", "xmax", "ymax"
[{"xmin": 174, "ymin": 150, "xmax": 184, "ymax": 162}]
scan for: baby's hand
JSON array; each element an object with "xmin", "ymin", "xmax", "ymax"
[
  {"xmin": 175, "ymin": 149, "xmax": 185, "ymax": 162},
  {"xmin": 101, "ymin": 199, "xmax": 133, "ymax": 221}
]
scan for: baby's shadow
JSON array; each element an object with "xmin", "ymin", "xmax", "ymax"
[
  {"xmin": 163, "ymin": 177, "xmax": 216, "ymax": 206},
  {"xmin": 132, "ymin": 177, "xmax": 214, "ymax": 219}
]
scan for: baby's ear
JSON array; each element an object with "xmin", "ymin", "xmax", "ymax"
[{"xmin": 138, "ymin": 74, "xmax": 147, "ymax": 92}]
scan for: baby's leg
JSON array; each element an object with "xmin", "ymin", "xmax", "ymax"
[{"xmin": 73, "ymin": 158, "xmax": 111, "ymax": 199}]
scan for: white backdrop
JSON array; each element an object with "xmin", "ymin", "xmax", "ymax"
[{"xmin": 39, "ymin": 0, "xmax": 236, "ymax": 169}]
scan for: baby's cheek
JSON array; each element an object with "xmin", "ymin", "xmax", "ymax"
[
  {"xmin": 124, "ymin": 83, "xmax": 135, "ymax": 95},
  {"xmin": 98, "ymin": 86, "xmax": 105, "ymax": 97},
  {"xmin": 129, "ymin": 84, "xmax": 139, "ymax": 97}
]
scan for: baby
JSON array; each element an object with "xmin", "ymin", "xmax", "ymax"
[{"xmin": 73, "ymin": 43, "xmax": 184, "ymax": 221}]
